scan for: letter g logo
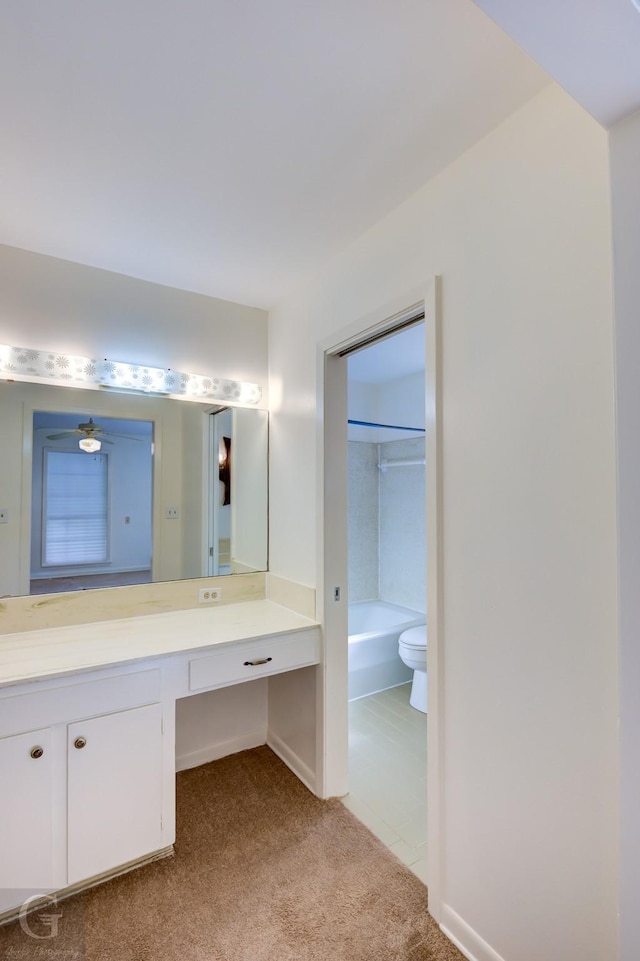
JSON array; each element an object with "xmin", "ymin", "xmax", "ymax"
[{"xmin": 18, "ymin": 895, "xmax": 63, "ymax": 939}]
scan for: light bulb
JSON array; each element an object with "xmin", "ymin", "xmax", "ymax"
[{"xmin": 79, "ymin": 437, "xmax": 101, "ymax": 453}]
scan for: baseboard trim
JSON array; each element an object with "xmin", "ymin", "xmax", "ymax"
[
  {"xmin": 267, "ymin": 730, "xmax": 317, "ymax": 795},
  {"xmin": 440, "ymin": 904, "xmax": 507, "ymax": 961},
  {"xmin": 176, "ymin": 729, "xmax": 267, "ymax": 772},
  {"xmin": 0, "ymin": 847, "xmax": 174, "ymax": 926}
]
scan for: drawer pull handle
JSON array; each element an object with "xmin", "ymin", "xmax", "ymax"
[
  {"xmin": 30, "ymin": 745, "xmax": 44, "ymax": 760},
  {"xmin": 243, "ymin": 657, "xmax": 273, "ymax": 667},
  {"xmin": 74, "ymin": 736, "xmax": 87, "ymax": 750}
]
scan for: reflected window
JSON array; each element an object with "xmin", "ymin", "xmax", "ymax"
[{"xmin": 43, "ymin": 450, "xmax": 108, "ymax": 566}]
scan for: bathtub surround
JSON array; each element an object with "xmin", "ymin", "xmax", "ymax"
[
  {"xmin": 347, "ymin": 442, "xmax": 379, "ymax": 602},
  {"xmin": 348, "ymin": 436, "xmax": 426, "ymax": 613},
  {"xmin": 379, "ymin": 437, "xmax": 426, "ymax": 612},
  {"xmin": 0, "ymin": 747, "xmax": 461, "ymax": 961}
]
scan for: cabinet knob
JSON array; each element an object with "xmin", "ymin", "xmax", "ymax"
[
  {"xmin": 74, "ymin": 736, "xmax": 87, "ymax": 750},
  {"xmin": 30, "ymin": 745, "xmax": 44, "ymax": 759}
]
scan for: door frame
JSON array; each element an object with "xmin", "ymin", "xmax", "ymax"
[{"xmin": 315, "ymin": 275, "xmax": 444, "ymax": 919}]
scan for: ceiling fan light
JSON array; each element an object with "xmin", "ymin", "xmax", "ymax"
[{"xmin": 79, "ymin": 437, "xmax": 101, "ymax": 453}]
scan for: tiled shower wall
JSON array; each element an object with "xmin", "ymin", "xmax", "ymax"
[
  {"xmin": 348, "ymin": 436, "xmax": 426, "ymax": 612},
  {"xmin": 348, "ymin": 441, "xmax": 379, "ymax": 602}
]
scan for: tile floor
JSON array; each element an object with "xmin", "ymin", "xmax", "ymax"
[{"xmin": 342, "ymin": 682, "xmax": 428, "ymax": 883}]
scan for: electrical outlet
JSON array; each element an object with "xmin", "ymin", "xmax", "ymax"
[
  {"xmin": 165, "ymin": 506, "xmax": 179, "ymax": 519},
  {"xmin": 0, "ymin": 508, "xmax": 7, "ymax": 524},
  {"xmin": 199, "ymin": 588, "xmax": 221, "ymax": 603}
]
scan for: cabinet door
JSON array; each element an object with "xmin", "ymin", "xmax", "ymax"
[
  {"xmin": 67, "ymin": 704, "xmax": 163, "ymax": 885},
  {"xmin": 0, "ymin": 728, "xmax": 54, "ymax": 897}
]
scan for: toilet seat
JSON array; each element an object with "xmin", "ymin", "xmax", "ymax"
[
  {"xmin": 399, "ymin": 625, "xmax": 426, "ymax": 650},
  {"xmin": 398, "ymin": 625, "xmax": 427, "ymax": 713}
]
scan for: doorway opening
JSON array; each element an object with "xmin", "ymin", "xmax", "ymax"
[
  {"xmin": 344, "ymin": 321, "xmax": 427, "ymax": 882},
  {"xmin": 318, "ymin": 278, "xmax": 442, "ymax": 915}
]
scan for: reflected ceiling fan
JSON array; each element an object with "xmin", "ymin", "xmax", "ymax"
[{"xmin": 44, "ymin": 417, "xmax": 140, "ymax": 453}]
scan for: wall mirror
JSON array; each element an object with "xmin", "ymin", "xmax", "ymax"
[{"xmin": 0, "ymin": 379, "xmax": 268, "ymax": 598}]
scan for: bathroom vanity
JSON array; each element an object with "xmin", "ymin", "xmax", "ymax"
[{"xmin": 0, "ymin": 599, "xmax": 321, "ymax": 919}]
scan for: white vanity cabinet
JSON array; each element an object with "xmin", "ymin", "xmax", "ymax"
[
  {"xmin": 67, "ymin": 703, "xmax": 163, "ymax": 884},
  {"xmin": 0, "ymin": 668, "xmax": 166, "ymax": 916},
  {"xmin": 0, "ymin": 727, "xmax": 55, "ymax": 893},
  {"xmin": 0, "ymin": 600, "xmax": 322, "ymax": 922}
]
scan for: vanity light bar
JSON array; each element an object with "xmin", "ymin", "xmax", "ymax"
[{"xmin": 0, "ymin": 345, "xmax": 262, "ymax": 405}]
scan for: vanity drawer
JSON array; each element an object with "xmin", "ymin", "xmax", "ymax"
[
  {"xmin": 188, "ymin": 628, "xmax": 320, "ymax": 692},
  {"xmin": 0, "ymin": 669, "xmax": 161, "ymax": 737}
]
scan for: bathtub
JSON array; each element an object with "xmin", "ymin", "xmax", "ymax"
[{"xmin": 348, "ymin": 600, "xmax": 426, "ymax": 701}]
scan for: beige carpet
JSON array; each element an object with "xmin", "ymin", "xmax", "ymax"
[{"xmin": 0, "ymin": 746, "xmax": 464, "ymax": 960}]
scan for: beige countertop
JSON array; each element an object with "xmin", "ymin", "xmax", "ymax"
[{"xmin": 0, "ymin": 599, "xmax": 320, "ymax": 689}]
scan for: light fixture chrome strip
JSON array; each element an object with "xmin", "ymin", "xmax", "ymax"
[{"xmin": 0, "ymin": 345, "xmax": 262, "ymax": 406}]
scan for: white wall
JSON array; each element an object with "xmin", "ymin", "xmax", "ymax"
[
  {"xmin": 231, "ymin": 407, "xmax": 268, "ymax": 572},
  {"xmin": 0, "ymin": 245, "xmax": 268, "ymax": 393},
  {"xmin": 180, "ymin": 402, "xmax": 210, "ymax": 579},
  {"xmin": 610, "ymin": 106, "xmax": 640, "ymax": 961},
  {"xmin": 378, "ymin": 371, "xmax": 425, "ymax": 432},
  {"xmin": 348, "ymin": 370, "xmax": 425, "ymax": 442},
  {"xmin": 175, "ymin": 681, "xmax": 268, "ymax": 771},
  {"xmin": 268, "ymin": 84, "xmax": 618, "ymax": 961}
]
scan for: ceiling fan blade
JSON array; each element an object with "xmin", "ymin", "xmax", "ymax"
[
  {"xmin": 100, "ymin": 432, "xmax": 143, "ymax": 441},
  {"xmin": 46, "ymin": 430, "xmax": 81, "ymax": 440}
]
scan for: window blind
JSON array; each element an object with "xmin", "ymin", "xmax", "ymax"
[{"xmin": 43, "ymin": 450, "xmax": 108, "ymax": 566}]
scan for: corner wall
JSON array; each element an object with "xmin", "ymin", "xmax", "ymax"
[{"xmin": 268, "ymin": 85, "xmax": 618, "ymax": 961}]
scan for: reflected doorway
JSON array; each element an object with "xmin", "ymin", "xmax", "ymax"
[{"xmin": 207, "ymin": 407, "xmax": 268, "ymax": 576}]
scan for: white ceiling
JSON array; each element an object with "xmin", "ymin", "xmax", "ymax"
[
  {"xmin": 348, "ymin": 323, "xmax": 425, "ymax": 386},
  {"xmin": 33, "ymin": 411, "xmax": 152, "ymax": 439},
  {"xmin": 473, "ymin": 0, "xmax": 640, "ymax": 127},
  {"xmin": 0, "ymin": 0, "xmax": 549, "ymax": 309}
]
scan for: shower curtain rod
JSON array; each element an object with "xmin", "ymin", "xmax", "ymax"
[
  {"xmin": 347, "ymin": 419, "xmax": 425, "ymax": 433},
  {"xmin": 378, "ymin": 457, "xmax": 426, "ymax": 471}
]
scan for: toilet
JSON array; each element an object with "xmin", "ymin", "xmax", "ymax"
[{"xmin": 398, "ymin": 625, "xmax": 427, "ymax": 713}]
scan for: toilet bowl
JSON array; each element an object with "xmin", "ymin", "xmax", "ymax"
[{"xmin": 398, "ymin": 625, "xmax": 427, "ymax": 713}]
